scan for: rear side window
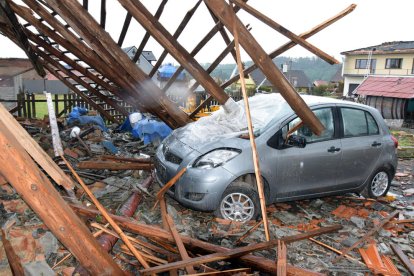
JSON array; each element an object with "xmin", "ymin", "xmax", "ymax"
[{"xmin": 341, "ymin": 108, "xmax": 379, "ymax": 137}]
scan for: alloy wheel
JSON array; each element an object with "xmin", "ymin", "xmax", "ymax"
[
  {"xmin": 220, "ymin": 192, "xmax": 255, "ymax": 222},
  {"xmin": 371, "ymin": 171, "xmax": 389, "ymax": 197}
]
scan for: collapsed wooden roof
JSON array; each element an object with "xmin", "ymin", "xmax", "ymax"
[{"xmin": 0, "ymin": 0, "xmax": 355, "ymax": 132}]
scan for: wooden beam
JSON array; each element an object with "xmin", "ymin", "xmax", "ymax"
[
  {"xmin": 0, "ymin": 122, "xmax": 123, "ymax": 275},
  {"xmin": 333, "ymin": 210, "xmax": 399, "ymax": 263},
  {"xmin": 277, "ymin": 240, "xmax": 287, "ymax": 276},
  {"xmin": 189, "ymin": 3, "xmax": 356, "ymax": 118},
  {"xmin": 206, "ymin": 6, "xmax": 238, "ymax": 63},
  {"xmin": 61, "ymin": 155, "xmax": 150, "ymax": 269},
  {"xmin": 133, "ymin": 0, "xmax": 168, "ymax": 63},
  {"xmin": 71, "ymin": 204, "xmax": 334, "ymax": 275},
  {"xmin": 77, "ymin": 160, "xmax": 154, "ymax": 171},
  {"xmin": 1, "ymin": 228, "xmax": 25, "ymax": 275},
  {"xmin": 0, "ymin": 0, "xmax": 45, "ymax": 77},
  {"xmin": 27, "ymin": 32, "xmax": 129, "ymax": 116},
  {"xmin": 166, "ymin": 215, "xmax": 195, "ymax": 274},
  {"xmin": 42, "ymin": 0, "xmax": 191, "ymax": 129},
  {"xmin": 188, "ymin": 39, "xmax": 235, "ymax": 93},
  {"xmin": 390, "ymin": 244, "xmax": 414, "ymax": 275},
  {"xmin": 231, "ymin": 8, "xmax": 270, "ymax": 240},
  {"xmin": 16, "ymin": 1, "xmax": 139, "ymax": 109},
  {"xmin": 42, "ymin": 63, "xmax": 120, "ymax": 124},
  {"xmin": 0, "ymin": 103, "xmax": 75, "ymax": 191},
  {"xmin": 35, "ymin": 47, "xmax": 126, "ymax": 120},
  {"xmin": 148, "ymin": 0, "xmax": 202, "ymax": 77},
  {"xmin": 139, "ymin": 225, "xmax": 341, "ymax": 274},
  {"xmin": 100, "ymin": 0, "xmax": 106, "ymax": 29},
  {"xmin": 117, "ymin": 12, "xmax": 132, "ymax": 46},
  {"xmin": 205, "ymin": 0, "xmax": 324, "ymax": 135},
  {"xmin": 119, "ymin": 0, "xmax": 230, "ymax": 106},
  {"xmin": 230, "ymin": 0, "xmax": 339, "ymax": 65}
]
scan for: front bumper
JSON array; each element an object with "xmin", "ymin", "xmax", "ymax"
[{"xmin": 154, "ymin": 153, "xmax": 235, "ymax": 212}]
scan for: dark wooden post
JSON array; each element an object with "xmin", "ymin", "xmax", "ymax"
[
  {"xmin": 31, "ymin": 94, "xmax": 36, "ymax": 118},
  {"xmin": 205, "ymin": 0, "xmax": 324, "ymax": 135}
]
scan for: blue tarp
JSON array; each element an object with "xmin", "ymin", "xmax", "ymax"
[
  {"xmin": 158, "ymin": 63, "xmax": 185, "ymax": 81},
  {"xmin": 67, "ymin": 107, "xmax": 108, "ymax": 132},
  {"xmin": 119, "ymin": 114, "xmax": 172, "ymax": 145}
]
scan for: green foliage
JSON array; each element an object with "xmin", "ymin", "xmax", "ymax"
[{"xmin": 312, "ymin": 84, "xmax": 330, "ymax": 96}]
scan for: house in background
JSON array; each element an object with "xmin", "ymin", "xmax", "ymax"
[
  {"xmin": 341, "ymin": 41, "xmax": 414, "ymax": 96},
  {"xmin": 0, "ymin": 58, "xmax": 68, "ymax": 110},
  {"xmin": 122, "ymin": 46, "xmax": 157, "ymax": 75},
  {"xmin": 251, "ymin": 66, "xmax": 311, "ymax": 93}
]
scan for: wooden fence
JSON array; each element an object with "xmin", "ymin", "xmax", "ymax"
[{"xmin": 1, "ymin": 92, "xmax": 99, "ymax": 119}]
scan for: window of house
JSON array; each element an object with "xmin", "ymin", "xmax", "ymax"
[
  {"xmin": 355, "ymin": 59, "xmax": 368, "ymax": 69},
  {"xmin": 288, "ymin": 108, "xmax": 334, "ymax": 143},
  {"xmin": 412, "ymin": 58, "xmax": 414, "ymax": 74},
  {"xmin": 385, "ymin": 58, "xmax": 403, "ymax": 69},
  {"xmin": 341, "ymin": 108, "xmax": 379, "ymax": 137}
]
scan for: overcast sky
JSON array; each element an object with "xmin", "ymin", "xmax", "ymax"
[{"xmin": 0, "ymin": 0, "xmax": 412, "ymax": 64}]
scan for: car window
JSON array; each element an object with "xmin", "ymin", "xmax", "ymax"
[
  {"xmin": 341, "ymin": 108, "xmax": 379, "ymax": 137},
  {"xmin": 366, "ymin": 112, "xmax": 379, "ymax": 135},
  {"xmin": 288, "ymin": 108, "xmax": 334, "ymax": 143}
]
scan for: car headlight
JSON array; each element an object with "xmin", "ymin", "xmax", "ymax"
[{"xmin": 193, "ymin": 148, "xmax": 241, "ymax": 169}]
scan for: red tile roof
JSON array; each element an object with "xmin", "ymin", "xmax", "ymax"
[{"xmin": 355, "ymin": 76, "xmax": 414, "ymax": 99}]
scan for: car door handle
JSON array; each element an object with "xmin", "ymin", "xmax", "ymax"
[
  {"xmin": 371, "ymin": 141, "xmax": 382, "ymax": 147},
  {"xmin": 327, "ymin": 146, "xmax": 341, "ymax": 153}
]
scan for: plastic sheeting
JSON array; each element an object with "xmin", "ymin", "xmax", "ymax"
[
  {"xmin": 176, "ymin": 93, "xmax": 293, "ymax": 146},
  {"xmin": 67, "ymin": 107, "xmax": 108, "ymax": 132},
  {"xmin": 118, "ymin": 113, "xmax": 172, "ymax": 145}
]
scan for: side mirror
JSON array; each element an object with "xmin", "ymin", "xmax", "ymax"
[{"xmin": 286, "ymin": 134, "xmax": 306, "ymax": 148}]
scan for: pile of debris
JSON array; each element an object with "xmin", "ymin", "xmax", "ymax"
[{"xmin": 0, "ymin": 103, "xmax": 413, "ymax": 275}]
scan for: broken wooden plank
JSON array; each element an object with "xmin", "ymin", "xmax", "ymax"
[
  {"xmin": 333, "ymin": 210, "xmax": 399, "ymax": 263},
  {"xmin": 77, "ymin": 160, "xmax": 154, "ymax": 171},
  {"xmin": 277, "ymin": 240, "xmax": 287, "ymax": 276},
  {"xmin": 139, "ymin": 225, "xmax": 341, "ymax": 275},
  {"xmin": 133, "ymin": 0, "xmax": 169, "ymax": 63},
  {"xmin": 155, "ymin": 167, "xmax": 187, "ymax": 201},
  {"xmin": 235, "ymin": 220, "xmax": 263, "ymax": 244},
  {"xmin": 61, "ymin": 155, "xmax": 150, "ymax": 269},
  {"xmin": 230, "ymin": 0, "xmax": 339, "ymax": 64},
  {"xmin": 0, "ymin": 121, "xmax": 122, "ymax": 275},
  {"xmin": 166, "ymin": 215, "xmax": 196, "ymax": 274},
  {"xmin": 1, "ymin": 228, "xmax": 25, "ymax": 275},
  {"xmin": 74, "ymin": 192, "xmax": 143, "ymax": 275},
  {"xmin": 205, "ymin": 0, "xmax": 324, "ymax": 135},
  {"xmin": 0, "ymin": 103, "xmax": 75, "ymax": 191},
  {"xmin": 391, "ymin": 244, "xmax": 414, "ymax": 275},
  {"xmin": 100, "ymin": 155, "xmax": 151, "ymax": 163},
  {"xmin": 231, "ymin": 7, "xmax": 270, "ymax": 241},
  {"xmin": 148, "ymin": 0, "xmax": 202, "ymax": 77},
  {"xmin": 309, "ymin": 237, "xmax": 363, "ymax": 265},
  {"xmin": 71, "ymin": 203, "xmax": 333, "ymax": 275}
]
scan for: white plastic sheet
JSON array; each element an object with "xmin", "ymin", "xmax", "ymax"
[{"xmin": 177, "ymin": 93, "xmax": 292, "ymax": 145}]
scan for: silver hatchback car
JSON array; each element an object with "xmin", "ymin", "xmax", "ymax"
[{"xmin": 155, "ymin": 95, "xmax": 398, "ymax": 221}]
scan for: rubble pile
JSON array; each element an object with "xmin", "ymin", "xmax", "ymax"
[{"xmin": 0, "ymin": 114, "xmax": 413, "ymax": 275}]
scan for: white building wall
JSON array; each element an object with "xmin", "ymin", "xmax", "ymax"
[{"xmin": 343, "ymin": 75, "xmax": 364, "ymax": 97}]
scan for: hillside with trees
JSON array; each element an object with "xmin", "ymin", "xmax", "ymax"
[{"xmin": 201, "ymin": 56, "xmax": 342, "ymax": 84}]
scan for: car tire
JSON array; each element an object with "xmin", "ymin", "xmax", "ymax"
[
  {"xmin": 215, "ymin": 181, "xmax": 260, "ymax": 222},
  {"xmin": 361, "ymin": 169, "xmax": 391, "ymax": 198}
]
